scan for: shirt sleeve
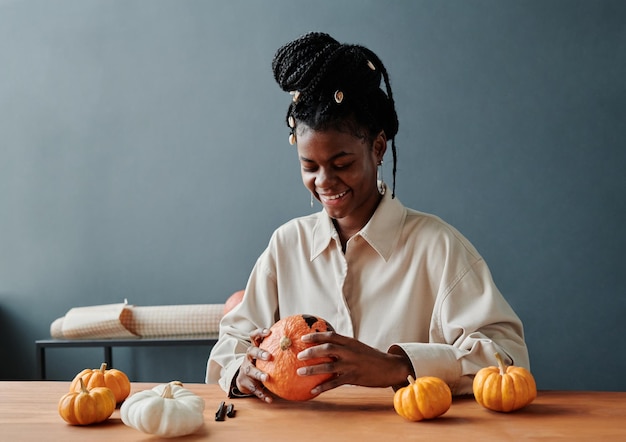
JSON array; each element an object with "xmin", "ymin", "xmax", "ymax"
[
  {"xmin": 389, "ymin": 257, "xmax": 529, "ymax": 395},
  {"xmin": 205, "ymin": 244, "xmax": 279, "ymax": 392}
]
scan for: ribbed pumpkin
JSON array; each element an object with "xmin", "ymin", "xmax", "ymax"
[
  {"xmin": 120, "ymin": 381, "xmax": 205, "ymax": 438},
  {"xmin": 393, "ymin": 375, "xmax": 452, "ymax": 421},
  {"xmin": 70, "ymin": 362, "xmax": 131, "ymax": 404},
  {"xmin": 256, "ymin": 314, "xmax": 334, "ymax": 401},
  {"xmin": 473, "ymin": 352, "xmax": 537, "ymax": 412},
  {"xmin": 58, "ymin": 378, "xmax": 116, "ymax": 425}
]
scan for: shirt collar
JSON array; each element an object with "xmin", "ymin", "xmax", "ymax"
[{"xmin": 311, "ymin": 190, "xmax": 406, "ymax": 261}]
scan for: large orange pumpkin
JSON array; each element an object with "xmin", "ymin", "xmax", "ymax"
[
  {"xmin": 256, "ymin": 314, "xmax": 334, "ymax": 401},
  {"xmin": 70, "ymin": 362, "xmax": 131, "ymax": 404}
]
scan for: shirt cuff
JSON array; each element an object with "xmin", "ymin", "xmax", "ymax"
[
  {"xmin": 226, "ymin": 368, "xmax": 255, "ymax": 398},
  {"xmin": 220, "ymin": 356, "xmax": 245, "ymax": 394},
  {"xmin": 388, "ymin": 342, "xmax": 462, "ymax": 392}
]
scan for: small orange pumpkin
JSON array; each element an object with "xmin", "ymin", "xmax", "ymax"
[
  {"xmin": 393, "ymin": 375, "xmax": 452, "ymax": 421},
  {"xmin": 256, "ymin": 314, "xmax": 334, "ymax": 401},
  {"xmin": 70, "ymin": 362, "xmax": 131, "ymax": 404},
  {"xmin": 223, "ymin": 289, "xmax": 245, "ymax": 315},
  {"xmin": 58, "ymin": 377, "xmax": 116, "ymax": 425},
  {"xmin": 473, "ymin": 352, "xmax": 537, "ymax": 412}
]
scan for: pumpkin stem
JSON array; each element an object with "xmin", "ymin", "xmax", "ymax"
[
  {"xmin": 407, "ymin": 375, "xmax": 416, "ymax": 385},
  {"xmin": 99, "ymin": 362, "xmax": 107, "ymax": 373},
  {"xmin": 79, "ymin": 377, "xmax": 89, "ymax": 393},
  {"xmin": 161, "ymin": 383, "xmax": 174, "ymax": 399},
  {"xmin": 494, "ymin": 352, "xmax": 507, "ymax": 376},
  {"xmin": 280, "ymin": 336, "xmax": 292, "ymax": 351}
]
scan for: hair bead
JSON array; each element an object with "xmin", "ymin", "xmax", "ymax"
[
  {"xmin": 367, "ymin": 60, "xmax": 376, "ymax": 70},
  {"xmin": 290, "ymin": 90, "xmax": 301, "ymax": 103},
  {"xmin": 289, "ymin": 132, "xmax": 296, "ymax": 145},
  {"xmin": 334, "ymin": 90, "xmax": 344, "ymax": 104},
  {"xmin": 288, "ymin": 115, "xmax": 295, "ymax": 128}
]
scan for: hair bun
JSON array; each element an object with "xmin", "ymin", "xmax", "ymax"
[
  {"xmin": 272, "ymin": 32, "xmax": 341, "ymax": 93},
  {"xmin": 272, "ymin": 32, "xmax": 384, "ymax": 105}
]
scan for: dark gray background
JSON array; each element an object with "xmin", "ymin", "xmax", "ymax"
[{"xmin": 1, "ymin": 0, "xmax": 624, "ymax": 390}]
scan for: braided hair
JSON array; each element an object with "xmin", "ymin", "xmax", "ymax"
[{"xmin": 272, "ymin": 32, "xmax": 399, "ymax": 198}]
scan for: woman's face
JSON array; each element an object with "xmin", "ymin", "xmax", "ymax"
[{"xmin": 296, "ymin": 125, "xmax": 386, "ymax": 233}]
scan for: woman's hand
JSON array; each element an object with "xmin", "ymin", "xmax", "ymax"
[
  {"xmin": 235, "ymin": 328, "xmax": 273, "ymax": 403},
  {"xmin": 296, "ymin": 331, "xmax": 414, "ymax": 396}
]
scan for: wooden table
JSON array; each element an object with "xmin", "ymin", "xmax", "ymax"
[{"xmin": 1, "ymin": 382, "xmax": 625, "ymax": 441}]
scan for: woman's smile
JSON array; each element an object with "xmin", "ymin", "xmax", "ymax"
[{"xmin": 319, "ymin": 189, "xmax": 349, "ymax": 205}]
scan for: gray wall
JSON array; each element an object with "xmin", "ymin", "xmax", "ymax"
[{"xmin": 1, "ymin": 0, "xmax": 624, "ymax": 390}]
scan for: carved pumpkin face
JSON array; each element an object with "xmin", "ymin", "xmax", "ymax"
[{"xmin": 256, "ymin": 314, "xmax": 334, "ymax": 401}]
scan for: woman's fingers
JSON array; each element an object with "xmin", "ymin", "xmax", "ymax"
[
  {"xmin": 244, "ymin": 361, "xmax": 268, "ymax": 382},
  {"xmin": 247, "ymin": 345, "xmax": 271, "ymax": 362},
  {"xmin": 237, "ymin": 359, "xmax": 273, "ymax": 403},
  {"xmin": 250, "ymin": 328, "xmax": 271, "ymax": 346}
]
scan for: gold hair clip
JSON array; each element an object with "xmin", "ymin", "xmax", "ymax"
[
  {"xmin": 289, "ymin": 132, "xmax": 296, "ymax": 145},
  {"xmin": 334, "ymin": 90, "xmax": 344, "ymax": 104},
  {"xmin": 367, "ymin": 60, "xmax": 376, "ymax": 70},
  {"xmin": 290, "ymin": 90, "xmax": 301, "ymax": 103}
]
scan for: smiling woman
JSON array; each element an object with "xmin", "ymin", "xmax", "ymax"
[
  {"xmin": 296, "ymin": 128, "xmax": 385, "ymax": 246},
  {"xmin": 206, "ymin": 32, "xmax": 529, "ymax": 403},
  {"xmin": 276, "ymin": 31, "xmax": 399, "ymax": 199}
]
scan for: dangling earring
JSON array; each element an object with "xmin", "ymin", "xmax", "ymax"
[
  {"xmin": 310, "ymin": 193, "xmax": 314, "ymax": 208},
  {"xmin": 377, "ymin": 161, "xmax": 386, "ymax": 195}
]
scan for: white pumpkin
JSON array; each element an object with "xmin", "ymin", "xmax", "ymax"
[{"xmin": 120, "ymin": 381, "xmax": 205, "ymax": 438}]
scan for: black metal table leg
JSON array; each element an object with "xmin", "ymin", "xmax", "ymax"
[{"xmin": 104, "ymin": 346, "xmax": 113, "ymax": 368}]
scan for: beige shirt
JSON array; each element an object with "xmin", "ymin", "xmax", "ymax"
[{"xmin": 206, "ymin": 191, "xmax": 529, "ymax": 395}]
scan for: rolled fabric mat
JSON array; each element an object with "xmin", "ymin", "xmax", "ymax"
[
  {"xmin": 123, "ymin": 304, "xmax": 224, "ymax": 338},
  {"xmin": 50, "ymin": 303, "xmax": 225, "ymax": 339}
]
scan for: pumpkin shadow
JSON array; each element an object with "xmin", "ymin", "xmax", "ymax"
[
  {"xmin": 272, "ymin": 397, "xmax": 393, "ymax": 413},
  {"xmin": 100, "ymin": 418, "xmax": 210, "ymax": 440},
  {"xmin": 406, "ymin": 415, "xmax": 470, "ymax": 426},
  {"xmin": 141, "ymin": 427, "xmax": 209, "ymax": 441},
  {"xmin": 456, "ymin": 402, "xmax": 575, "ymax": 421},
  {"xmin": 89, "ymin": 417, "xmax": 123, "ymax": 428},
  {"xmin": 488, "ymin": 403, "xmax": 573, "ymax": 416}
]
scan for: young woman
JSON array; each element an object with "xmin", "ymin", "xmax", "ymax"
[{"xmin": 206, "ymin": 32, "xmax": 529, "ymax": 403}]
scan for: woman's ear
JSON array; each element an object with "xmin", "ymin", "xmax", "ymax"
[{"xmin": 373, "ymin": 131, "xmax": 387, "ymax": 162}]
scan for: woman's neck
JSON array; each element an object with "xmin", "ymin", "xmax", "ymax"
[{"xmin": 332, "ymin": 192, "xmax": 383, "ymax": 250}]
